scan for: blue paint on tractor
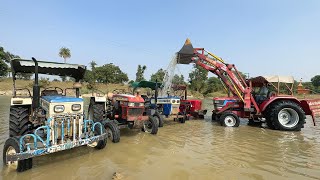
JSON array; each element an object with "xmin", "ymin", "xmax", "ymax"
[
  {"xmin": 151, "ymin": 96, "xmax": 181, "ymax": 116},
  {"xmin": 223, "ymin": 100, "xmax": 237, "ymax": 106},
  {"xmin": 6, "ymin": 119, "xmax": 106, "ymax": 162},
  {"xmin": 42, "ymin": 96, "xmax": 83, "ymax": 103}
]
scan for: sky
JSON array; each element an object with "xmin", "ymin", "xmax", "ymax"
[{"xmin": 1, "ymin": 0, "xmax": 320, "ymax": 81}]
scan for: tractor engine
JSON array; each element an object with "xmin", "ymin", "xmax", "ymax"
[
  {"xmin": 39, "ymin": 96, "xmax": 85, "ymax": 144},
  {"xmin": 110, "ymin": 94, "xmax": 148, "ymax": 128}
]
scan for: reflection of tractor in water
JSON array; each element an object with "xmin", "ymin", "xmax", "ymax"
[
  {"xmin": 3, "ymin": 58, "xmax": 107, "ymax": 172},
  {"xmin": 172, "ymin": 84, "xmax": 207, "ymax": 119},
  {"xmin": 88, "ymin": 89, "xmax": 159, "ymax": 142},
  {"xmin": 176, "ymin": 38, "xmax": 320, "ymax": 131}
]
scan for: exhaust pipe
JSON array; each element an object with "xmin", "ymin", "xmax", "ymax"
[
  {"xmin": 32, "ymin": 57, "xmax": 40, "ymax": 109},
  {"xmin": 176, "ymin": 38, "xmax": 194, "ymax": 64}
]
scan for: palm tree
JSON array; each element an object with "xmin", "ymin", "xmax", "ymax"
[
  {"xmin": 89, "ymin": 60, "xmax": 97, "ymax": 70},
  {"xmin": 59, "ymin": 47, "xmax": 71, "ymax": 63}
]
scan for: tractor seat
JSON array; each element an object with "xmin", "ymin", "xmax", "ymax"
[{"xmin": 41, "ymin": 90, "xmax": 60, "ymax": 96}]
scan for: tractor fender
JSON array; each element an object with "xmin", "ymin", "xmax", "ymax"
[
  {"xmin": 11, "ymin": 97, "xmax": 32, "ymax": 106},
  {"xmin": 92, "ymin": 96, "xmax": 107, "ymax": 103},
  {"xmin": 260, "ymin": 96, "xmax": 302, "ymax": 113}
]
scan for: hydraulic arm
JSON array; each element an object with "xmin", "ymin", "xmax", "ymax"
[{"xmin": 176, "ymin": 39, "xmax": 258, "ymax": 112}]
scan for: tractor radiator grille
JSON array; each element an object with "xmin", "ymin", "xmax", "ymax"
[{"xmin": 128, "ymin": 108, "xmax": 144, "ymax": 116}]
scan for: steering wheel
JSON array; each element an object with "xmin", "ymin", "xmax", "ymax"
[
  {"xmin": 267, "ymin": 91, "xmax": 276, "ymax": 98},
  {"xmin": 43, "ymin": 87, "xmax": 64, "ymax": 95}
]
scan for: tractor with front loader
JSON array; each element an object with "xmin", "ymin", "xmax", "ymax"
[
  {"xmin": 176, "ymin": 39, "xmax": 320, "ymax": 131},
  {"xmin": 3, "ymin": 58, "xmax": 107, "ymax": 172},
  {"xmin": 88, "ymin": 89, "xmax": 159, "ymax": 141}
]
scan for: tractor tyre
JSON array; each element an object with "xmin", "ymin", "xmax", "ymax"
[
  {"xmin": 9, "ymin": 106, "xmax": 32, "ymax": 137},
  {"xmin": 88, "ymin": 98, "xmax": 106, "ymax": 123},
  {"xmin": 104, "ymin": 121, "xmax": 120, "ymax": 143},
  {"xmin": 264, "ymin": 105, "xmax": 276, "ymax": 130},
  {"xmin": 212, "ymin": 112, "xmax": 218, "ymax": 121},
  {"xmin": 268, "ymin": 101, "xmax": 305, "ymax": 131},
  {"xmin": 153, "ymin": 113, "xmax": 164, "ymax": 127},
  {"xmin": 219, "ymin": 112, "xmax": 240, "ymax": 127},
  {"xmin": 92, "ymin": 125, "xmax": 107, "ymax": 149},
  {"xmin": 143, "ymin": 116, "xmax": 159, "ymax": 134},
  {"xmin": 179, "ymin": 115, "xmax": 186, "ymax": 123},
  {"xmin": 3, "ymin": 137, "xmax": 33, "ymax": 172}
]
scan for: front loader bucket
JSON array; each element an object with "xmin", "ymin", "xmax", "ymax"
[{"xmin": 176, "ymin": 38, "xmax": 194, "ymax": 64}]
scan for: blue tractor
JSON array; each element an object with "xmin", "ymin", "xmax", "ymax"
[{"xmin": 3, "ymin": 58, "xmax": 107, "ymax": 172}]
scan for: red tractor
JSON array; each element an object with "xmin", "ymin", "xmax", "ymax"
[
  {"xmin": 172, "ymin": 84, "xmax": 207, "ymax": 119},
  {"xmin": 176, "ymin": 38, "xmax": 320, "ymax": 131},
  {"xmin": 88, "ymin": 90, "xmax": 159, "ymax": 143}
]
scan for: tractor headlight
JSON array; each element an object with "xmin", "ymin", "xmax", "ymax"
[
  {"xmin": 139, "ymin": 103, "xmax": 144, "ymax": 107},
  {"xmin": 54, "ymin": 105, "xmax": 65, "ymax": 113},
  {"xmin": 172, "ymin": 100, "xmax": 176, "ymax": 103},
  {"xmin": 72, "ymin": 104, "xmax": 81, "ymax": 111},
  {"xmin": 128, "ymin": 102, "xmax": 135, "ymax": 107}
]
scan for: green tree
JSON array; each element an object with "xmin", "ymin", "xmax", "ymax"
[
  {"xmin": 188, "ymin": 64, "xmax": 208, "ymax": 92},
  {"xmin": 311, "ymin": 75, "xmax": 320, "ymax": 88},
  {"xmin": 150, "ymin": 68, "xmax": 166, "ymax": 82},
  {"xmin": 59, "ymin": 47, "xmax": 71, "ymax": 63},
  {"xmin": 95, "ymin": 63, "xmax": 128, "ymax": 83},
  {"xmin": 16, "ymin": 73, "xmax": 32, "ymax": 80},
  {"xmin": 172, "ymin": 74, "xmax": 185, "ymax": 85},
  {"xmin": 135, "ymin": 65, "xmax": 147, "ymax": 82},
  {"xmin": 204, "ymin": 77, "xmax": 224, "ymax": 95},
  {"xmin": 0, "ymin": 46, "xmax": 20, "ymax": 63},
  {"xmin": 0, "ymin": 59, "xmax": 8, "ymax": 77}
]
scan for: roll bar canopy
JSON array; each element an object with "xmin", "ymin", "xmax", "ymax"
[{"xmin": 10, "ymin": 58, "xmax": 86, "ymax": 81}]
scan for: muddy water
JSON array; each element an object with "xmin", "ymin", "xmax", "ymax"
[{"xmin": 0, "ymin": 96, "xmax": 320, "ymax": 180}]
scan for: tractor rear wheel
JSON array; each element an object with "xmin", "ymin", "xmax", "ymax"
[
  {"xmin": 3, "ymin": 137, "xmax": 33, "ymax": 172},
  {"xmin": 9, "ymin": 106, "xmax": 32, "ymax": 137},
  {"xmin": 219, "ymin": 112, "xmax": 240, "ymax": 127},
  {"xmin": 104, "ymin": 121, "xmax": 120, "ymax": 143},
  {"xmin": 88, "ymin": 98, "xmax": 105, "ymax": 123},
  {"xmin": 153, "ymin": 113, "xmax": 164, "ymax": 127},
  {"xmin": 268, "ymin": 101, "xmax": 305, "ymax": 131},
  {"xmin": 143, "ymin": 116, "xmax": 159, "ymax": 134}
]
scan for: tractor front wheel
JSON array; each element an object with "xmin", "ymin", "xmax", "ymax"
[
  {"xmin": 219, "ymin": 112, "xmax": 240, "ymax": 127},
  {"xmin": 153, "ymin": 113, "xmax": 164, "ymax": 127},
  {"xmin": 3, "ymin": 137, "xmax": 33, "ymax": 172},
  {"xmin": 143, "ymin": 116, "xmax": 159, "ymax": 134},
  {"xmin": 268, "ymin": 101, "xmax": 305, "ymax": 131},
  {"xmin": 89, "ymin": 125, "xmax": 107, "ymax": 149},
  {"xmin": 104, "ymin": 121, "xmax": 120, "ymax": 143},
  {"xmin": 212, "ymin": 112, "xmax": 219, "ymax": 121}
]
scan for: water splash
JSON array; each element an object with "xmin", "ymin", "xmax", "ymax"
[{"xmin": 160, "ymin": 54, "xmax": 177, "ymax": 96}]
